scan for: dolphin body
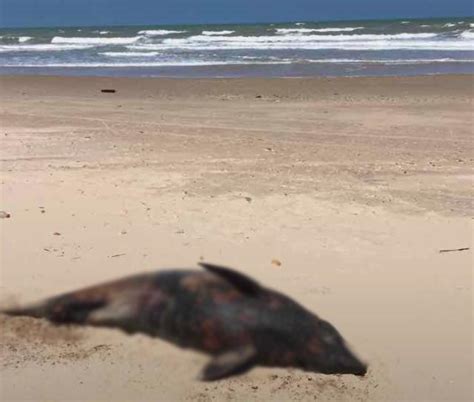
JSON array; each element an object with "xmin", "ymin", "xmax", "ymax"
[{"xmin": 2, "ymin": 263, "xmax": 367, "ymax": 381}]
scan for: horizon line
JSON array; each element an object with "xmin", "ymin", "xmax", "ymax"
[{"xmin": 1, "ymin": 14, "xmax": 473, "ymax": 30}]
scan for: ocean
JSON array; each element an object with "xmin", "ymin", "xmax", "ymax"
[{"xmin": 0, "ymin": 18, "xmax": 473, "ymax": 77}]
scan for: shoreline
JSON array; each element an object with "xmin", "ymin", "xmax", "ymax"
[
  {"xmin": 1, "ymin": 64, "xmax": 473, "ymax": 79},
  {"xmin": 1, "ymin": 73, "xmax": 473, "ymax": 101},
  {"xmin": 2, "ymin": 72, "xmax": 473, "ymax": 79}
]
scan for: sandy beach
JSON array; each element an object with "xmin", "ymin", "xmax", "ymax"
[{"xmin": 0, "ymin": 74, "xmax": 472, "ymax": 401}]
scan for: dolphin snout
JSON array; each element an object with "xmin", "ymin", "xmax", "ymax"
[
  {"xmin": 325, "ymin": 346, "xmax": 367, "ymax": 376},
  {"xmin": 340, "ymin": 354, "xmax": 367, "ymax": 376}
]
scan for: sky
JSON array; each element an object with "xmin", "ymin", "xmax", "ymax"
[{"xmin": 0, "ymin": 0, "xmax": 472, "ymax": 28}]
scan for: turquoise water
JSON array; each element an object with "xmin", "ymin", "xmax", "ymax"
[{"xmin": 0, "ymin": 18, "xmax": 473, "ymax": 77}]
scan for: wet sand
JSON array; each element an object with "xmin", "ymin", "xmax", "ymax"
[{"xmin": 0, "ymin": 74, "xmax": 472, "ymax": 401}]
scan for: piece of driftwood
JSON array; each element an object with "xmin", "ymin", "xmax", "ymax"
[
  {"xmin": 110, "ymin": 253, "xmax": 126, "ymax": 258},
  {"xmin": 101, "ymin": 89, "xmax": 116, "ymax": 93},
  {"xmin": 439, "ymin": 248, "xmax": 470, "ymax": 253}
]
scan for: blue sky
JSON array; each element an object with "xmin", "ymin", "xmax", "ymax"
[{"xmin": 0, "ymin": 0, "xmax": 472, "ymax": 28}]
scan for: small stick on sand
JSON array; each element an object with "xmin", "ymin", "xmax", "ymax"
[
  {"xmin": 110, "ymin": 253, "xmax": 126, "ymax": 258},
  {"xmin": 439, "ymin": 248, "xmax": 470, "ymax": 253}
]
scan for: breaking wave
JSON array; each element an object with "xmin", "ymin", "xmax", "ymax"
[
  {"xmin": 124, "ymin": 33, "xmax": 471, "ymax": 51},
  {"xmin": 201, "ymin": 30, "xmax": 235, "ymax": 36},
  {"xmin": 101, "ymin": 51, "xmax": 160, "ymax": 57},
  {"xmin": 138, "ymin": 30, "xmax": 186, "ymax": 36},
  {"xmin": 276, "ymin": 27, "xmax": 363, "ymax": 34},
  {"xmin": 2, "ymin": 58, "xmax": 472, "ymax": 68},
  {"xmin": 52, "ymin": 36, "xmax": 141, "ymax": 45},
  {"xmin": 0, "ymin": 44, "xmax": 94, "ymax": 52},
  {"xmin": 460, "ymin": 31, "xmax": 474, "ymax": 39}
]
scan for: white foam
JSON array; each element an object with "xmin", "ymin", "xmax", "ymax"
[
  {"xmin": 18, "ymin": 36, "xmax": 32, "ymax": 43},
  {"xmin": 303, "ymin": 58, "xmax": 474, "ymax": 64},
  {"xmin": 444, "ymin": 23, "xmax": 456, "ymax": 27},
  {"xmin": 138, "ymin": 29, "xmax": 186, "ymax": 36},
  {"xmin": 0, "ymin": 44, "xmax": 93, "ymax": 52},
  {"xmin": 241, "ymin": 57, "xmax": 473, "ymax": 64},
  {"xmin": 158, "ymin": 32, "xmax": 438, "ymax": 45},
  {"xmin": 99, "ymin": 31, "xmax": 109, "ymax": 35},
  {"xmin": 313, "ymin": 27, "xmax": 364, "ymax": 33},
  {"xmin": 4, "ymin": 58, "xmax": 472, "ymax": 68},
  {"xmin": 164, "ymin": 32, "xmax": 438, "ymax": 44},
  {"xmin": 460, "ymin": 31, "xmax": 474, "ymax": 39},
  {"xmin": 202, "ymin": 30, "xmax": 235, "ymax": 36},
  {"xmin": 0, "ymin": 60, "xmax": 293, "ymax": 68},
  {"xmin": 381, "ymin": 33, "xmax": 438, "ymax": 39},
  {"xmin": 101, "ymin": 51, "xmax": 159, "ymax": 57},
  {"xmin": 127, "ymin": 32, "xmax": 472, "ymax": 51},
  {"xmin": 51, "ymin": 36, "xmax": 141, "ymax": 45},
  {"xmin": 275, "ymin": 28, "xmax": 315, "ymax": 34},
  {"xmin": 276, "ymin": 27, "xmax": 363, "ymax": 34}
]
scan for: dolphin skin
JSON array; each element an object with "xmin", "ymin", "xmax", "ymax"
[{"xmin": 1, "ymin": 263, "xmax": 367, "ymax": 381}]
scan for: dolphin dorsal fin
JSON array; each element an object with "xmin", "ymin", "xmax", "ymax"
[{"xmin": 198, "ymin": 263, "xmax": 261, "ymax": 297}]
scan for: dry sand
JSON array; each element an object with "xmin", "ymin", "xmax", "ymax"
[{"xmin": 0, "ymin": 74, "xmax": 472, "ymax": 401}]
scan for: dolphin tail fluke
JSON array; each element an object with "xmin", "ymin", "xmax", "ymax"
[
  {"xmin": 1, "ymin": 302, "xmax": 47, "ymax": 319},
  {"xmin": 1, "ymin": 296, "xmax": 107, "ymax": 324}
]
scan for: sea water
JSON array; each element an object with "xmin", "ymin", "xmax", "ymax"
[{"xmin": 0, "ymin": 18, "xmax": 473, "ymax": 77}]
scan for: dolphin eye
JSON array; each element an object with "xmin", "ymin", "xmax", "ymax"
[
  {"xmin": 319, "ymin": 320, "xmax": 342, "ymax": 345},
  {"xmin": 322, "ymin": 333, "xmax": 335, "ymax": 345}
]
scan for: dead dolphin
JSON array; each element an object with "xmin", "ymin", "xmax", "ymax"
[{"xmin": 1, "ymin": 263, "xmax": 367, "ymax": 381}]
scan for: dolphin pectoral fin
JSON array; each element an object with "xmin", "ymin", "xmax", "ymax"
[
  {"xmin": 198, "ymin": 263, "xmax": 261, "ymax": 297},
  {"xmin": 199, "ymin": 345, "xmax": 258, "ymax": 381}
]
